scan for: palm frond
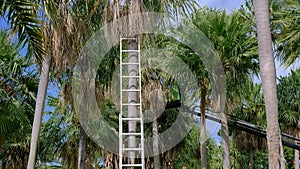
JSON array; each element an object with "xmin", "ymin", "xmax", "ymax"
[{"xmin": 1, "ymin": 0, "xmax": 45, "ymax": 63}]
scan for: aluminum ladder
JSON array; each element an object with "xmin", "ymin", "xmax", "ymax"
[{"xmin": 119, "ymin": 37, "xmax": 145, "ymax": 169}]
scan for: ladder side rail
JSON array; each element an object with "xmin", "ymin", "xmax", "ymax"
[
  {"xmin": 119, "ymin": 37, "xmax": 123, "ymax": 169},
  {"xmin": 138, "ymin": 38, "xmax": 145, "ymax": 169}
]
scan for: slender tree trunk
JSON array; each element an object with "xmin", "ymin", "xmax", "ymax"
[
  {"xmin": 78, "ymin": 126, "xmax": 87, "ymax": 169},
  {"xmin": 249, "ymin": 149, "xmax": 254, "ymax": 169},
  {"xmin": 149, "ymin": 85, "xmax": 165, "ymax": 169},
  {"xmin": 214, "ymin": 66, "xmax": 229, "ymax": 169},
  {"xmin": 252, "ymin": 0, "xmax": 285, "ymax": 168},
  {"xmin": 128, "ymin": 39, "xmax": 138, "ymax": 165},
  {"xmin": 221, "ymin": 112, "xmax": 230, "ymax": 169},
  {"xmin": 153, "ymin": 119, "xmax": 160, "ymax": 169},
  {"xmin": 27, "ymin": 57, "xmax": 50, "ymax": 169},
  {"xmin": 200, "ymin": 77, "xmax": 207, "ymax": 169},
  {"xmin": 295, "ymin": 130, "xmax": 299, "ymax": 169},
  {"xmin": 295, "ymin": 149, "xmax": 299, "ymax": 169},
  {"xmin": 114, "ymin": 154, "xmax": 119, "ymax": 169}
]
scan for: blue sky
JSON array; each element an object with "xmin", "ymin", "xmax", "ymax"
[{"xmin": 199, "ymin": 0, "xmax": 245, "ymax": 12}]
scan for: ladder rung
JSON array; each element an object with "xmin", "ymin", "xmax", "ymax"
[
  {"xmin": 121, "ymin": 50, "xmax": 139, "ymax": 52},
  {"xmin": 121, "ymin": 63, "xmax": 139, "ymax": 65},
  {"xmin": 122, "ymin": 148, "xmax": 142, "ymax": 151},
  {"xmin": 120, "ymin": 38, "xmax": 138, "ymax": 40},
  {"xmin": 122, "ymin": 117, "xmax": 142, "ymax": 121},
  {"xmin": 122, "ymin": 164, "xmax": 143, "ymax": 167},
  {"xmin": 122, "ymin": 132, "xmax": 142, "ymax": 135},
  {"xmin": 122, "ymin": 103, "xmax": 140, "ymax": 106},
  {"xmin": 121, "ymin": 76, "xmax": 139, "ymax": 78},
  {"xmin": 122, "ymin": 89, "xmax": 140, "ymax": 92}
]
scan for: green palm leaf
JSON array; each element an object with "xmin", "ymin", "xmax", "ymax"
[{"xmin": 1, "ymin": 0, "xmax": 45, "ymax": 62}]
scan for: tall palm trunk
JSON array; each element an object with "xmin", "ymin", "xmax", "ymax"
[
  {"xmin": 295, "ymin": 149, "xmax": 299, "ymax": 169},
  {"xmin": 295, "ymin": 130, "xmax": 300, "ymax": 169},
  {"xmin": 149, "ymin": 86, "xmax": 165, "ymax": 169},
  {"xmin": 249, "ymin": 148, "xmax": 254, "ymax": 169},
  {"xmin": 221, "ymin": 112, "xmax": 230, "ymax": 169},
  {"xmin": 27, "ymin": 57, "xmax": 50, "ymax": 169},
  {"xmin": 252, "ymin": 0, "xmax": 285, "ymax": 168},
  {"xmin": 200, "ymin": 77, "xmax": 207, "ymax": 169},
  {"xmin": 128, "ymin": 39, "xmax": 138, "ymax": 165},
  {"xmin": 216, "ymin": 67, "xmax": 229, "ymax": 169},
  {"xmin": 152, "ymin": 119, "xmax": 160, "ymax": 169},
  {"xmin": 78, "ymin": 126, "xmax": 87, "ymax": 169}
]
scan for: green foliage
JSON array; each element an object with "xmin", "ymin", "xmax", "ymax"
[
  {"xmin": 39, "ymin": 96, "xmax": 105, "ymax": 168},
  {"xmin": 207, "ymin": 143, "xmax": 223, "ymax": 169},
  {"xmin": 284, "ymin": 146, "xmax": 296, "ymax": 169},
  {"xmin": 192, "ymin": 8, "xmax": 259, "ymax": 95},
  {"xmin": 39, "ymin": 96, "xmax": 73, "ymax": 164},
  {"xmin": 230, "ymin": 143, "xmax": 249, "ymax": 169},
  {"xmin": 277, "ymin": 69, "xmax": 300, "ymax": 129},
  {"xmin": 0, "ymin": 0, "xmax": 45, "ymax": 62},
  {"xmin": 231, "ymin": 81, "xmax": 266, "ymax": 127},
  {"xmin": 171, "ymin": 124, "xmax": 201, "ymax": 168},
  {"xmin": 253, "ymin": 150, "xmax": 268, "ymax": 169},
  {"xmin": 0, "ymin": 30, "xmax": 38, "ymax": 168},
  {"xmin": 272, "ymin": 0, "xmax": 300, "ymax": 66}
]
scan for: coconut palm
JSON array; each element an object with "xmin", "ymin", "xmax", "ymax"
[
  {"xmin": 192, "ymin": 8, "xmax": 259, "ymax": 169},
  {"xmin": 252, "ymin": 0, "xmax": 285, "ymax": 168}
]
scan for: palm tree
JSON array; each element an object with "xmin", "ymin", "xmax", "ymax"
[
  {"xmin": 99, "ymin": 1, "xmax": 196, "ymax": 166},
  {"xmin": 0, "ymin": 1, "xmax": 48, "ymax": 168},
  {"xmin": 277, "ymin": 69, "xmax": 300, "ymax": 169},
  {"xmin": 252, "ymin": 0, "xmax": 285, "ymax": 168},
  {"xmin": 192, "ymin": 8, "xmax": 259, "ymax": 169},
  {"xmin": 143, "ymin": 77, "xmax": 165, "ymax": 169},
  {"xmin": 0, "ymin": 30, "xmax": 38, "ymax": 168},
  {"xmin": 231, "ymin": 81, "xmax": 267, "ymax": 169},
  {"xmin": 0, "ymin": 0, "xmax": 45, "ymax": 60},
  {"xmin": 38, "ymin": 95, "xmax": 105, "ymax": 168},
  {"xmin": 26, "ymin": 0, "xmax": 104, "ymax": 167}
]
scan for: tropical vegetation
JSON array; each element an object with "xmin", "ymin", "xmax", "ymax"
[{"xmin": 0, "ymin": 0, "xmax": 299, "ymax": 169}]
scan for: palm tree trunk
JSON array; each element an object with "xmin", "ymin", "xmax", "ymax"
[
  {"xmin": 27, "ymin": 57, "xmax": 50, "ymax": 169},
  {"xmin": 114, "ymin": 154, "xmax": 119, "ymax": 169},
  {"xmin": 295, "ymin": 149, "xmax": 299, "ymax": 169},
  {"xmin": 221, "ymin": 112, "xmax": 230, "ymax": 169},
  {"xmin": 295, "ymin": 130, "xmax": 299, "ymax": 169},
  {"xmin": 153, "ymin": 119, "xmax": 160, "ymax": 169},
  {"xmin": 128, "ymin": 39, "xmax": 138, "ymax": 165},
  {"xmin": 252, "ymin": 0, "xmax": 285, "ymax": 168},
  {"xmin": 215, "ymin": 66, "xmax": 229, "ymax": 169},
  {"xmin": 78, "ymin": 126, "xmax": 87, "ymax": 169},
  {"xmin": 200, "ymin": 77, "xmax": 207, "ymax": 169},
  {"xmin": 249, "ymin": 149, "xmax": 254, "ymax": 169}
]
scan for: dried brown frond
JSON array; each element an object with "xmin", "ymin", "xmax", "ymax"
[
  {"xmin": 233, "ymin": 131, "xmax": 267, "ymax": 151},
  {"xmin": 142, "ymin": 78, "xmax": 163, "ymax": 109}
]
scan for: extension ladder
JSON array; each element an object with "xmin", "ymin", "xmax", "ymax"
[{"xmin": 119, "ymin": 37, "xmax": 145, "ymax": 169}]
